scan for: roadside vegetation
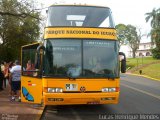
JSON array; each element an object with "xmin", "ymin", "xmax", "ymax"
[
  {"xmin": 127, "ymin": 57, "xmax": 160, "ymax": 79},
  {"xmin": 0, "ymin": 0, "xmax": 41, "ymax": 62},
  {"xmin": 126, "ymin": 57, "xmax": 160, "ymax": 69},
  {"xmin": 134, "ymin": 63, "xmax": 160, "ymax": 79},
  {"xmin": 117, "ymin": 7, "xmax": 160, "ymax": 79},
  {"xmin": 116, "ymin": 8, "xmax": 160, "ymax": 59}
]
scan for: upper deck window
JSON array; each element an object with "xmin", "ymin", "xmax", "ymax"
[{"xmin": 46, "ymin": 6, "xmax": 115, "ymax": 28}]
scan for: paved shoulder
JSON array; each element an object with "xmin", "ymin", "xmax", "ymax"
[
  {"xmin": 0, "ymin": 87, "xmax": 44, "ymax": 120},
  {"xmin": 120, "ymin": 73, "xmax": 160, "ymax": 100}
]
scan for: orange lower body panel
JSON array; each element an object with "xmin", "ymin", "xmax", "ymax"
[{"xmin": 43, "ymin": 92, "xmax": 119, "ymax": 105}]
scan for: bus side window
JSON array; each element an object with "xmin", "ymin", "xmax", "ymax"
[{"xmin": 22, "ymin": 46, "xmax": 39, "ymax": 77}]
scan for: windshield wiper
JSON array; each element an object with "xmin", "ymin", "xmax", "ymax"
[
  {"xmin": 102, "ymin": 74, "xmax": 116, "ymax": 80},
  {"xmin": 93, "ymin": 73, "xmax": 116, "ymax": 79}
]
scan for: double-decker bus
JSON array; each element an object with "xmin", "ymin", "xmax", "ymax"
[{"xmin": 21, "ymin": 5, "xmax": 126, "ymax": 105}]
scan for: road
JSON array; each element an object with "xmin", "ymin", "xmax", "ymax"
[{"xmin": 41, "ymin": 74, "xmax": 160, "ymax": 120}]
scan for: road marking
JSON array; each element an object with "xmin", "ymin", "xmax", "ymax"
[
  {"xmin": 121, "ymin": 83, "xmax": 160, "ymax": 100},
  {"xmin": 125, "ymin": 73, "xmax": 160, "ymax": 82}
]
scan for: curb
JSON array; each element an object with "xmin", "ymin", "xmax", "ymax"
[
  {"xmin": 125, "ymin": 73, "xmax": 160, "ymax": 82},
  {"xmin": 35, "ymin": 105, "xmax": 45, "ymax": 120}
]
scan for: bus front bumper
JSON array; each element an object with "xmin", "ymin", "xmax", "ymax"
[{"xmin": 43, "ymin": 92, "xmax": 119, "ymax": 105}]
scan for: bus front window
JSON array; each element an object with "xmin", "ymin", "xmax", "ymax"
[
  {"xmin": 44, "ymin": 40, "xmax": 82, "ymax": 77},
  {"xmin": 44, "ymin": 39, "xmax": 119, "ymax": 78},
  {"xmin": 83, "ymin": 40, "xmax": 119, "ymax": 78},
  {"xmin": 46, "ymin": 6, "xmax": 115, "ymax": 28}
]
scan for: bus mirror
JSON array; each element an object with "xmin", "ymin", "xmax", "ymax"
[
  {"xmin": 121, "ymin": 59, "xmax": 126, "ymax": 73},
  {"xmin": 119, "ymin": 52, "xmax": 126, "ymax": 73}
]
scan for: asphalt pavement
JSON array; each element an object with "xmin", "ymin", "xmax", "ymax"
[{"xmin": 41, "ymin": 74, "xmax": 160, "ymax": 120}]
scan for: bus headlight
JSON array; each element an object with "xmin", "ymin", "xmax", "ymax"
[
  {"xmin": 102, "ymin": 88, "xmax": 116, "ymax": 92},
  {"xmin": 108, "ymin": 88, "xmax": 116, "ymax": 92},
  {"xmin": 102, "ymin": 88, "xmax": 109, "ymax": 92},
  {"xmin": 48, "ymin": 88, "xmax": 63, "ymax": 93}
]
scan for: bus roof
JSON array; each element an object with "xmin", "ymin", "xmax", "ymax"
[
  {"xmin": 21, "ymin": 42, "xmax": 40, "ymax": 48},
  {"xmin": 49, "ymin": 4, "xmax": 110, "ymax": 9}
]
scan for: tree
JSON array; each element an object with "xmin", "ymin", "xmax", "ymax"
[
  {"xmin": 115, "ymin": 24, "xmax": 127, "ymax": 47},
  {"xmin": 0, "ymin": 0, "xmax": 41, "ymax": 62},
  {"xmin": 0, "ymin": 0, "xmax": 41, "ymax": 20},
  {"xmin": 116, "ymin": 24, "xmax": 141, "ymax": 58},
  {"xmin": 125, "ymin": 25, "xmax": 141, "ymax": 58},
  {"xmin": 145, "ymin": 8, "xmax": 160, "ymax": 59},
  {"xmin": 145, "ymin": 8, "xmax": 158, "ymax": 28}
]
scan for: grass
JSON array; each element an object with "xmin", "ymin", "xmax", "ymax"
[
  {"xmin": 126, "ymin": 57, "xmax": 160, "ymax": 79},
  {"xmin": 126, "ymin": 57, "xmax": 160, "ymax": 69},
  {"xmin": 133, "ymin": 63, "xmax": 160, "ymax": 80}
]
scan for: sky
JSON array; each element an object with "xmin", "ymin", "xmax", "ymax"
[{"xmin": 39, "ymin": 0, "xmax": 160, "ymax": 42}]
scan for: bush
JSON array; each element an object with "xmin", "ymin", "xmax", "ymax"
[{"xmin": 152, "ymin": 48, "xmax": 160, "ymax": 59}]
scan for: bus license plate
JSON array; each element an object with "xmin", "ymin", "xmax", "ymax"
[{"xmin": 65, "ymin": 84, "xmax": 77, "ymax": 91}]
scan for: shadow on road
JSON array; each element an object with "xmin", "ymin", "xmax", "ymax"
[{"xmin": 41, "ymin": 105, "xmax": 116, "ymax": 120}]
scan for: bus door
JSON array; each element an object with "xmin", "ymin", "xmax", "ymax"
[{"xmin": 21, "ymin": 43, "xmax": 43, "ymax": 104}]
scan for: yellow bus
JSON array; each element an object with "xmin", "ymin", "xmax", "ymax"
[{"xmin": 21, "ymin": 5, "xmax": 126, "ymax": 105}]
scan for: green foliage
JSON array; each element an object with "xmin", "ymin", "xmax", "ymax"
[
  {"xmin": 145, "ymin": 8, "xmax": 158, "ymax": 28},
  {"xmin": 116, "ymin": 24, "xmax": 141, "ymax": 58},
  {"xmin": 152, "ymin": 48, "xmax": 160, "ymax": 59},
  {"xmin": 145, "ymin": 8, "xmax": 160, "ymax": 59},
  {"xmin": 115, "ymin": 24, "xmax": 127, "ymax": 46},
  {"xmin": 133, "ymin": 62, "xmax": 160, "ymax": 80},
  {"xmin": 127, "ymin": 57, "xmax": 160, "ymax": 69},
  {"xmin": 126, "ymin": 25, "xmax": 141, "ymax": 58},
  {"xmin": 0, "ymin": 0, "xmax": 41, "ymax": 62}
]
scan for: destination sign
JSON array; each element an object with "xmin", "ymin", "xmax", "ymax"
[{"xmin": 44, "ymin": 27, "xmax": 117, "ymax": 40}]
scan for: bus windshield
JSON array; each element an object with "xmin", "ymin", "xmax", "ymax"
[
  {"xmin": 44, "ymin": 39, "xmax": 119, "ymax": 78},
  {"xmin": 46, "ymin": 6, "xmax": 115, "ymax": 28}
]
